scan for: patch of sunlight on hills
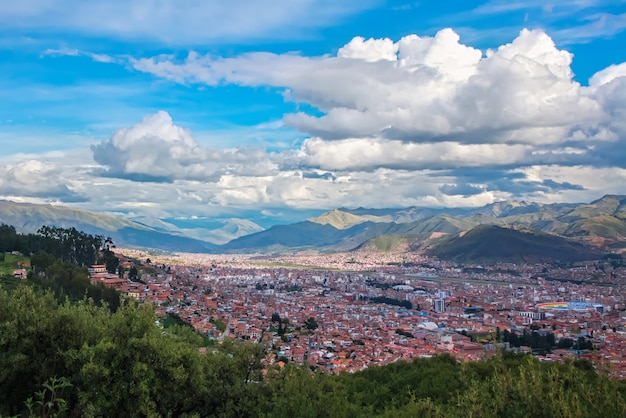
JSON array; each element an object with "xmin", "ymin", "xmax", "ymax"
[{"xmin": 308, "ymin": 209, "xmax": 390, "ymax": 229}]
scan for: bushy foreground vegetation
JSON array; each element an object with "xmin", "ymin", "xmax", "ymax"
[{"xmin": 1, "ymin": 285, "xmax": 626, "ymax": 417}]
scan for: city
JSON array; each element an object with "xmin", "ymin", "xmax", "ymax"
[{"xmin": 97, "ymin": 249, "xmax": 626, "ymax": 378}]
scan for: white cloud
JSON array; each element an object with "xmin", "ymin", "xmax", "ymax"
[
  {"xmin": 589, "ymin": 62, "xmax": 626, "ymax": 87},
  {"xmin": 91, "ymin": 111, "xmax": 276, "ymax": 182},
  {"xmin": 0, "ymin": 159, "xmax": 84, "ymax": 201},
  {"xmin": 132, "ymin": 28, "xmax": 605, "ymax": 146},
  {"xmin": 297, "ymin": 137, "xmax": 532, "ymax": 171},
  {"xmin": 43, "ymin": 46, "xmax": 116, "ymax": 63},
  {"xmin": 0, "ymin": 0, "xmax": 376, "ymax": 45},
  {"xmin": 8, "ymin": 23, "xmax": 626, "ymax": 219},
  {"xmin": 338, "ymin": 36, "xmax": 398, "ymax": 62},
  {"xmin": 42, "ymin": 46, "xmax": 79, "ymax": 57},
  {"xmin": 512, "ymin": 165, "xmax": 626, "ymax": 202},
  {"xmin": 551, "ymin": 12, "xmax": 626, "ymax": 44},
  {"xmin": 85, "ymin": 111, "xmax": 524, "ymax": 212}
]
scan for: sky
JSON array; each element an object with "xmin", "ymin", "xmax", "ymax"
[{"xmin": 1, "ymin": 0, "xmax": 626, "ymax": 227}]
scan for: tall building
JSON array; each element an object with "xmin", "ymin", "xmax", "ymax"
[{"xmin": 434, "ymin": 298, "xmax": 446, "ymax": 313}]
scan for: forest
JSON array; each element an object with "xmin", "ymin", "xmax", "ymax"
[{"xmin": 1, "ymin": 224, "xmax": 626, "ymax": 416}]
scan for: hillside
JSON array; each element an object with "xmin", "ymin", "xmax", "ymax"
[
  {"xmin": 218, "ymin": 221, "xmax": 398, "ymax": 253},
  {"xmin": 559, "ymin": 195, "xmax": 626, "ymax": 221},
  {"xmin": 297, "ymin": 195, "xmax": 626, "ymax": 255},
  {"xmin": 397, "ymin": 214, "xmax": 477, "ymax": 235},
  {"xmin": 0, "ymin": 200, "xmax": 215, "ymax": 253},
  {"xmin": 427, "ymin": 225, "xmax": 603, "ymax": 264},
  {"xmin": 131, "ymin": 216, "xmax": 264, "ymax": 244},
  {"xmin": 309, "ymin": 206, "xmax": 453, "ymax": 228},
  {"xmin": 308, "ymin": 209, "xmax": 388, "ymax": 229}
]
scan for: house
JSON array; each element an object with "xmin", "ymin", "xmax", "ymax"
[{"xmin": 12, "ymin": 269, "xmax": 27, "ymax": 279}]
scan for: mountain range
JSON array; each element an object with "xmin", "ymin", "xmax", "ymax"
[
  {"xmin": 2, "ymin": 195, "xmax": 626, "ymax": 262},
  {"xmin": 220, "ymin": 195, "xmax": 626, "ymax": 261}
]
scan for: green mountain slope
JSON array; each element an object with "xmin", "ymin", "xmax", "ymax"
[
  {"xmin": 218, "ymin": 221, "xmax": 399, "ymax": 253},
  {"xmin": 308, "ymin": 209, "xmax": 389, "ymax": 229},
  {"xmin": 559, "ymin": 195, "xmax": 626, "ymax": 221},
  {"xmin": 0, "ymin": 200, "xmax": 141, "ymax": 232},
  {"xmin": 300, "ymin": 195, "xmax": 626, "ymax": 255},
  {"xmin": 398, "ymin": 214, "xmax": 477, "ymax": 235},
  {"xmin": 427, "ymin": 225, "xmax": 602, "ymax": 264},
  {"xmin": 0, "ymin": 200, "xmax": 215, "ymax": 252}
]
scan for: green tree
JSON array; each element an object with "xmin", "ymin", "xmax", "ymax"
[{"xmin": 304, "ymin": 317, "xmax": 319, "ymax": 331}]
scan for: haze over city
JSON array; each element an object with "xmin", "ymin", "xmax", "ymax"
[{"xmin": 1, "ymin": 1, "xmax": 626, "ymax": 228}]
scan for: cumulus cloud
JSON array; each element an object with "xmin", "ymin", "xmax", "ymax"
[
  {"xmin": 0, "ymin": 159, "xmax": 85, "ymax": 201},
  {"xmin": 132, "ymin": 28, "xmax": 607, "ymax": 147},
  {"xmin": 338, "ymin": 36, "xmax": 398, "ymax": 62},
  {"xmin": 509, "ymin": 165, "xmax": 626, "ymax": 202},
  {"xmin": 58, "ymin": 27, "xmax": 626, "ymax": 216},
  {"xmin": 439, "ymin": 183, "xmax": 485, "ymax": 196},
  {"xmin": 127, "ymin": 27, "xmax": 626, "ymax": 209},
  {"xmin": 91, "ymin": 111, "xmax": 274, "ymax": 182},
  {"xmin": 590, "ymin": 62, "xmax": 626, "ymax": 87}
]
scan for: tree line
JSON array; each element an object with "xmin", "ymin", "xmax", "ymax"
[
  {"xmin": 1, "ymin": 223, "xmax": 121, "ymax": 310},
  {"xmin": 0, "ymin": 223, "xmax": 118, "ymax": 272}
]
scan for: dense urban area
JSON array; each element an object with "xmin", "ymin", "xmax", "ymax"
[
  {"xmin": 92, "ymin": 248, "xmax": 626, "ymax": 378},
  {"xmin": 3, "ymin": 224, "xmax": 626, "ymax": 416}
]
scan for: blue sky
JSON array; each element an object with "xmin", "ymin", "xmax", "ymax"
[{"xmin": 1, "ymin": 0, "xmax": 626, "ymax": 227}]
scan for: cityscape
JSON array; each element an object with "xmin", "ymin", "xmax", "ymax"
[
  {"xmin": 3, "ymin": 0, "xmax": 626, "ymax": 415},
  {"xmin": 91, "ymin": 248, "xmax": 626, "ymax": 378}
]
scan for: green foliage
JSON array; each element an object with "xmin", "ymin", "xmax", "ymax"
[
  {"xmin": 29, "ymin": 257, "xmax": 121, "ymax": 311},
  {"xmin": 0, "ymin": 252, "xmax": 29, "ymax": 275},
  {"xmin": 1, "ymin": 286, "xmax": 625, "ymax": 417},
  {"xmin": 24, "ymin": 376, "xmax": 72, "ymax": 418},
  {"xmin": 36, "ymin": 225, "xmax": 104, "ymax": 266},
  {"xmin": 209, "ymin": 317, "xmax": 227, "ymax": 332},
  {"xmin": 0, "ymin": 286, "xmax": 268, "ymax": 417},
  {"xmin": 162, "ymin": 312, "xmax": 188, "ymax": 328},
  {"xmin": 0, "ymin": 275, "xmax": 24, "ymax": 292},
  {"xmin": 128, "ymin": 265, "xmax": 139, "ymax": 281},
  {"xmin": 362, "ymin": 295, "xmax": 412, "ymax": 309},
  {"xmin": 304, "ymin": 316, "xmax": 319, "ymax": 331},
  {"xmin": 365, "ymin": 234, "xmax": 407, "ymax": 252}
]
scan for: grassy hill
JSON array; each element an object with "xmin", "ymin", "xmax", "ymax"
[
  {"xmin": 308, "ymin": 209, "xmax": 389, "ymax": 229},
  {"xmin": 427, "ymin": 225, "xmax": 603, "ymax": 264},
  {"xmin": 0, "ymin": 200, "xmax": 141, "ymax": 232},
  {"xmin": 559, "ymin": 195, "xmax": 626, "ymax": 221},
  {"xmin": 397, "ymin": 214, "xmax": 477, "ymax": 235}
]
